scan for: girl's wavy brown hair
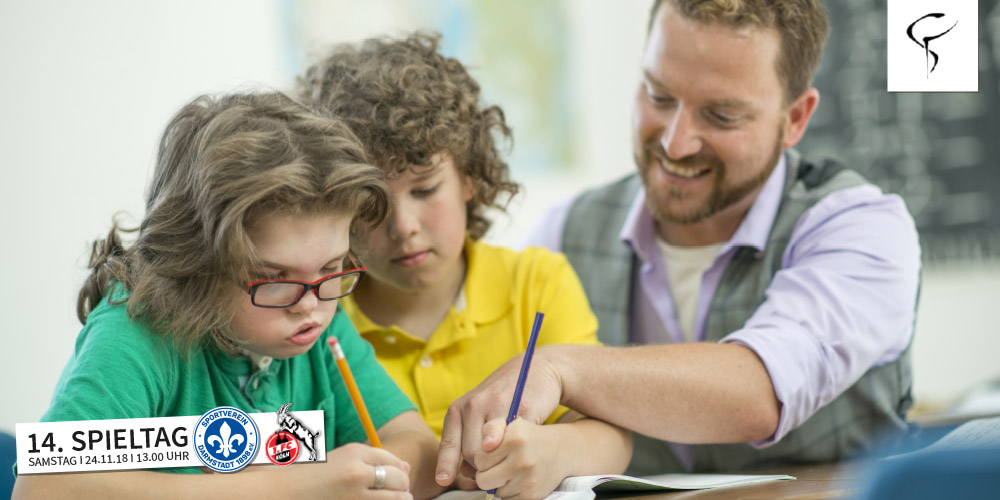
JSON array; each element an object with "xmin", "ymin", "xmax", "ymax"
[
  {"xmin": 296, "ymin": 31, "xmax": 520, "ymax": 240},
  {"xmin": 77, "ymin": 92, "xmax": 391, "ymax": 353}
]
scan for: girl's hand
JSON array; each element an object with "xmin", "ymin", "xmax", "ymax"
[
  {"xmin": 12, "ymin": 442, "xmax": 416, "ymax": 500},
  {"xmin": 309, "ymin": 442, "xmax": 413, "ymax": 500},
  {"xmin": 469, "ymin": 418, "xmax": 569, "ymax": 500}
]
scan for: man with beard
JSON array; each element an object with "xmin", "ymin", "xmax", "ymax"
[{"xmin": 434, "ymin": 0, "xmax": 921, "ymax": 479}]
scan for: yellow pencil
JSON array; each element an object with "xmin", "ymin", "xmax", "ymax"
[{"xmin": 328, "ymin": 337, "xmax": 382, "ymax": 448}]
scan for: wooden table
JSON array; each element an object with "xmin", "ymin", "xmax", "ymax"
[{"xmin": 602, "ymin": 463, "xmax": 866, "ymax": 500}]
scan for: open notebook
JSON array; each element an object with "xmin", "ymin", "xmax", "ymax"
[{"xmin": 432, "ymin": 472, "xmax": 795, "ymax": 500}]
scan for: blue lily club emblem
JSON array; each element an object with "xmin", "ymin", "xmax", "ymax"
[
  {"xmin": 193, "ymin": 406, "xmax": 259, "ymax": 472},
  {"xmin": 205, "ymin": 419, "xmax": 247, "ymax": 459}
]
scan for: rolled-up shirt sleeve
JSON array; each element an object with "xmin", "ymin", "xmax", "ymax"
[{"xmin": 722, "ymin": 185, "xmax": 921, "ymax": 447}]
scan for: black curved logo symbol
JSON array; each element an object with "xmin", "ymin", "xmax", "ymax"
[{"xmin": 906, "ymin": 13, "xmax": 958, "ymax": 78}]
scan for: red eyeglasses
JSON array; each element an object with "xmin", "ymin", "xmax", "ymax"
[{"xmin": 245, "ymin": 253, "xmax": 366, "ymax": 308}]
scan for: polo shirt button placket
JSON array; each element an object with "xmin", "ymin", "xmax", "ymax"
[
  {"xmin": 253, "ymin": 356, "xmax": 273, "ymax": 391},
  {"xmin": 419, "ymin": 354, "xmax": 433, "ymax": 369}
]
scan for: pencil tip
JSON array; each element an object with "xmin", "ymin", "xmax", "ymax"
[{"xmin": 486, "ymin": 494, "xmax": 494, "ymax": 500}]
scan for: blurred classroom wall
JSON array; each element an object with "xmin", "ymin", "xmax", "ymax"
[{"xmin": 1, "ymin": 0, "xmax": 998, "ymax": 434}]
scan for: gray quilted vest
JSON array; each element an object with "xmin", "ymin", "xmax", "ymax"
[{"xmin": 561, "ymin": 150, "xmax": 913, "ymax": 473}]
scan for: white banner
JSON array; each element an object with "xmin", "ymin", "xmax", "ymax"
[{"xmin": 15, "ymin": 406, "xmax": 326, "ymax": 474}]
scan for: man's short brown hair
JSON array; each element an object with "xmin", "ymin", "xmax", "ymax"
[{"xmin": 649, "ymin": 0, "xmax": 830, "ymax": 103}]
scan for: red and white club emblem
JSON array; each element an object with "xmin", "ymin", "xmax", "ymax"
[{"xmin": 265, "ymin": 431, "xmax": 300, "ymax": 465}]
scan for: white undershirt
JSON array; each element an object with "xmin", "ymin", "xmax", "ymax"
[
  {"xmin": 454, "ymin": 286, "xmax": 467, "ymax": 312},
  {"xmin": 654, "ymin": 238, "xmax": 725, "ymax": 343}
]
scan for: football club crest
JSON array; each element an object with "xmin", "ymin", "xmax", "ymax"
[
  {"xmin": 274, "ymin": 403, "xmax": 321, "ymax": 463},
  {"xmin": 193, "ymin": 406, "xmax": 259, "ymax": 473},
  {"xmin": 265, "ymin": 431, "xmax": 300, "ymax": 465}
]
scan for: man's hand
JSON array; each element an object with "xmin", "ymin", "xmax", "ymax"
[{"xmin": 434, "ymin": 347, "xmax": 563, "ymax": 486}]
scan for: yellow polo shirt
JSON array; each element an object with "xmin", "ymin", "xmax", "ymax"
[{"xmin": 341, "ymin": 239, "xmax": 600, "ymax": 437}]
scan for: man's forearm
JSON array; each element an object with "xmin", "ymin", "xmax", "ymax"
[{"xmin": 548, "ymin": 343, "xmax": 780, "ymax": 444}]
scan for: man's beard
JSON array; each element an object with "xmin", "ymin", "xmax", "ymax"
[{"xmin": 635, "ymin": 133, "xmax": 784, "ymax": 226}]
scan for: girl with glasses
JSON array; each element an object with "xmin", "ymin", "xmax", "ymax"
[
  {"xmin": 298, "ymin": 32, "xmax": 633, "ymax": 500},
  {"xmin": 14, "ymin": 92, "xmax": 444, "ymax": 499}
]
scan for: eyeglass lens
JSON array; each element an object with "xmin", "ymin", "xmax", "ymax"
[{"xmin": 253, "ymin": 272, "xmax": 361, "ymax": 307}]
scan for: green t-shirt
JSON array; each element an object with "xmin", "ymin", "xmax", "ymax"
[{"xmin": 40, "ymin": 288, "xmax": 415, "ymax": 472}]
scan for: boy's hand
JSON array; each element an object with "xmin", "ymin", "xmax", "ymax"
[
  {"xmin": 469, "ymin": 418, "xmax": 569, "ymax": 500},
  {"xmin": 436, "ymin": 348, "xmax": 563, "ymax": 486},
  {"xmin": 453, "ymin": 461, "xmax": 480, "ymax": 490}
]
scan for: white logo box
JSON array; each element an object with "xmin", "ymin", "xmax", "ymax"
[{"xmin": 15, "ymin": 409, "xmax": 325, "ymax": 474}]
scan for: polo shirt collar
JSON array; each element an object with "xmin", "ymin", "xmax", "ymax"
[
  {"xmin": 345, "ymin": 299, "xmax": 383, "ymax": 337},
  {"xmin": 214, "ymin": 344, "xmax": 284, "ymax": 378},
  {"xmin": 463, "ymin": 236, "xmax": 513, "ymax": 325},
  {"xmin": 213, "ymin": 348, "xmax": 253, "ymax": 375},
  {"xmin": 110, "ymin": 279, "xmax": 277, "ymax": 378},
  {"xmin": 349, "ymin": 237, "xmax": 511, "ymax": 349},
  {"xmin": 421, "ymin": 237, "xmax": 512, "ymax": 352}
]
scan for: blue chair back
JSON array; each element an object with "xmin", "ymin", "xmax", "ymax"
[{"xmin": 0, "ymin": 431, "xmax": 15, "ymax": 500}]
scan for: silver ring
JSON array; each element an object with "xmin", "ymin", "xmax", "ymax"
[{"xmin": 373, "ymin": 464, "xmax": 387, "ymax": 490}]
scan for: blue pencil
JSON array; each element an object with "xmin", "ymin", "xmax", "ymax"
[{"xmin": 486, "ymin": 311, "xmax": 545, "ymax": 500}]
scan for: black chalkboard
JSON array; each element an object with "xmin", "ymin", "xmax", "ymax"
[{"xmin": 797, "ymin": 0, "xmax": 1000, "ymax": 262}]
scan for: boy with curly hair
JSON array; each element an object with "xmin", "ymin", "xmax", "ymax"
[{"xmin": 298, "ymin": 32, "xmax": 632, "ymax": 499}]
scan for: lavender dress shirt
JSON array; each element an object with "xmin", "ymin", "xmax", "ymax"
[{"xmin": 521, "ymin": 152, "xmax": 920, "ymax": 456}]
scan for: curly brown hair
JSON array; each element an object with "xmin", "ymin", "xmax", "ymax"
[
  {"xmin": 296, "ymin": 31, "xmax": 520, "ymax": 240},
  {"xmin": 77, "ymin": 92, "xmax": 390, "ymax": 353},
  {"xmin": 649, "ymin": 0, "xmax": 829, "ymax": 104}
]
